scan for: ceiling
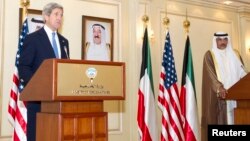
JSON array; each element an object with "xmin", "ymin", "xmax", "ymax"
[{"xmin": 203, "ymin": 0, "xmax": 250, "ymax": 8}]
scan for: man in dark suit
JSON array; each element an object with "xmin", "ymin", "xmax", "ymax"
[{"xmin": 18, "ymin": 2, "xmax": 69, "ymax": 141}]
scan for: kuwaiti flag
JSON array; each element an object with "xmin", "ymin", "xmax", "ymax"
[
  {"xmin": 137, "ymin": 27, "xmax": 158, "ymax": 141},
  {"xmin": 180, "ymin": 35, "xmax": 200, "ymax": 141}
]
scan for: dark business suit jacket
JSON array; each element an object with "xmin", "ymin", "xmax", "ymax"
[
  {"xmin": 18, "ymin": 27, "xmax": 69, "ymax": 141},
  {"xmin": 18, "ymin": 27, "xmax": 69, "ymax": 85}
]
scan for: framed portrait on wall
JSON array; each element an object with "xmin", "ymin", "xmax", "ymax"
[
  {"xmin": 19, "ymin": 8, "xmax": 44, "ymax": 34},
  {"xmin": 82, "ymin": 16, "xmax": 114, "ymax": 61}
]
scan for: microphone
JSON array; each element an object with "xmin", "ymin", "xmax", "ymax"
[
  {"xmin": 31, "ymin": 18, "xmax": 44, "ymax": 24},
  {"xmin": 64, "ymin": 46, "xmax": 69, "ymax": 59}
]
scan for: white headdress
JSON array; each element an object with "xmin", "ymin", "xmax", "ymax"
[
  {"xmin": 86, "ymin": 24, "xmax": 109, "ymax": 61},
  {"xmin": 211, "ymin": 32, "xmax": 246, "ymax": 89}
]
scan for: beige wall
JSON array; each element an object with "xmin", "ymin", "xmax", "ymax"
[
  {"xmin": 1, "ymin": 0, "xmax": 250, "ymax": 141},
  {"xmin": 239, "ymin": 11, "xmax": 250, "ymax": 69},
  {"xmin": 0, "ymin": 0, "xmax": 6, "ymax": 139}
]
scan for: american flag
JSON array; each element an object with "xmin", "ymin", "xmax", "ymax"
[
  {"xmin": 158, "ymin": 31, "xmax": 184, "ymax": 141},
  {"xmin": 8, "ymin": 18, "xmax": 29, "ymax": 141}
]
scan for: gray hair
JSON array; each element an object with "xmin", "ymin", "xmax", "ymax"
[{"xmin": 42, "ymin": 2, "xmax": 63, "ymax": 16}]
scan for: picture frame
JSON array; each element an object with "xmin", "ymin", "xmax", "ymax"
[
  {"xmin": 82, "ymin": 16, "xmax": 114, "ymax": 61},
  {"xmin": 19, "ymin": 8, "xmax": 44, "ymax": 34}
]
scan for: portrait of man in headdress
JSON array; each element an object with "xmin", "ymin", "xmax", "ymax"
[
  {"xmin": 85, "ymin": 23, "xmax": 111, "ymax": 61},
  {"xmin": 82, "ymin": 16, "xmax": 113, "ymax": 61}
]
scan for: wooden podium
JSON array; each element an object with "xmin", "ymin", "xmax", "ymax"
[
  {"xmin": 20, "ymin": 59, "xmax": 125, "ymax": 141},
  {"xmin": 227, "ymin": 73, "xmax": 250, "ymax": 124}
]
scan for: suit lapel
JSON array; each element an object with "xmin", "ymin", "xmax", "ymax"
[
  {"xmin": 38, "ymin": 28, "xmax": 52, "ymax": 48},
  {"xmin": 38, "ymin": 27, "xmax": 68, "ymax": 59},
  {"xmin": 58, "ymin": 33, "xmax": 68, "ymax": 58}
]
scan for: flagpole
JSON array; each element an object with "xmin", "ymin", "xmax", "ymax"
[
  {"xmin": 163, "ymin": 1, "xmax": 170, "ymax": 32},
  {"xmin": 20, "ymin": 0, "xmax": 30, "ymax": 22},
  {"xmin": 142, "ymin": 14, "xmax": 149, "ymax": 29},
  {"xmin": 142, "ymin": 3, "xmax": 149, "ymax": 29},
  {"xmin": 183, "ymin": 8, "xmax": 190, "ymax": 36}
]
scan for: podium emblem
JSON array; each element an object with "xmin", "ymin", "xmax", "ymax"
[{"xmin": 86, "ymin": 67, "xmax": 97, "ymax": 83}]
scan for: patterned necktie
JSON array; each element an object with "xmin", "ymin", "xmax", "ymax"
[{"xmin": 52, "ymin": 32, "xmax": 59, "ymax": 58}]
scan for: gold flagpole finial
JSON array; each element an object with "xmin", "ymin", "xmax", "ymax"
[
  {"xmin": 162, "ymin": 1, "xmax": 170, "ymax": 30},
  {"xmin": 142, "ymin": 14, "xmax": 149, "ymax": 25},
  {"xmin": 163, "ymin": 2, "xmax": 169, "ymax": 30},
  {"xmin": 20, "ymin": 0, "xmax": 30, "ymax": 20},
  {"xmin": 183, "ymin": 8, "xmax": 190, "ymax": 33},
  {"xmin": 163, "ymin": 15, "xmax": 170, "ymax": 30},
  {"xmin": 142, "ymin": 4, "xmax": 149, "ymax": 28},
  {"xmin": 20, "ymin": 0, "xmax": 30, "ymax": 7}
]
